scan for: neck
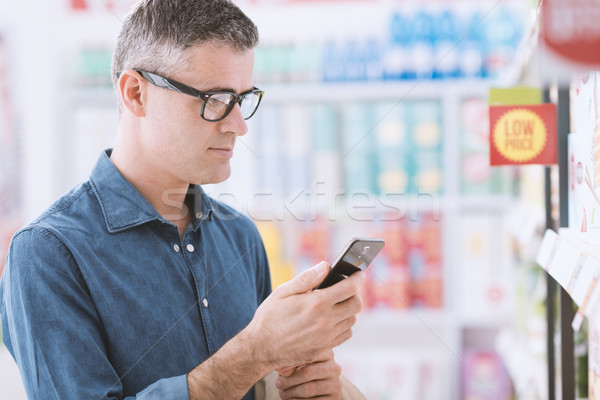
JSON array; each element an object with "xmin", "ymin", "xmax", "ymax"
[{"xmin": 110, "ymin": 137, "xmax": 192, "ymax": 238}]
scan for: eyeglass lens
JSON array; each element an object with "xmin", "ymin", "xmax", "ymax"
[{"xmin": 203, "ymin": 91, "xmax": 261, "ymax": 121}]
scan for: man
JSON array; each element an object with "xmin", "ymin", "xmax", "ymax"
[{"xmin": 0, "ymin": 0, "xmax": 363, "ymax": 399}]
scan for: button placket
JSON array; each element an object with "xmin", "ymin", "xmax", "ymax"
[{"xmin": 181, "ymin": 230, "xmax": 216, "ymax": 353}]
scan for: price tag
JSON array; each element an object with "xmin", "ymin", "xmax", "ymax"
[{"xmin": 489, "ymin": 104, "xmax": 557, "ymax": 166}]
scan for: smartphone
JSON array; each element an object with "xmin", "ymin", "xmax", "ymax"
[{"xmin": 315, "ymin": 238, "xmax": 385, "ymax": 289}]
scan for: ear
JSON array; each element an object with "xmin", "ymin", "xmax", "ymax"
[{"xmin": 118, "ymin": 70, "xmax": 147, "ymax": 118}]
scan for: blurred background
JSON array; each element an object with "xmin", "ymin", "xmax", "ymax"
[{"xmin": 0, "ymin": 0, "xmax": 584, "ymax": 399}]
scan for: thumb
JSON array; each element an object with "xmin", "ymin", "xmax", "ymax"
[{"xmin": 276, "ymin": 261, "xmax": 329, "ymax": 297}]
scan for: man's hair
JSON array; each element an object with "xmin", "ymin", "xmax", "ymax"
[{"xmin": 111, "ymin": 0, "xmax": 259, "ymax": 90}]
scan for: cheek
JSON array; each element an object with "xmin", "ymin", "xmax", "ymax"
[
  {"xmin": 142, "ymin": 93, "xmax": 220, "ymax": 167},
  {"xmin": 145, "ymin": 96, "xmax": 199, "ymax": 143}
]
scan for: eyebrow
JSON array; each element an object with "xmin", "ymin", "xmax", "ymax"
[{"xmin": 202, "ymin": 86, "xmax": 256, "ymax": 95}]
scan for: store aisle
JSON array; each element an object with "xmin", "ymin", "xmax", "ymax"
[{"xmin": 0, "ymin": 346, "xmax": 27, "ymax": 399}]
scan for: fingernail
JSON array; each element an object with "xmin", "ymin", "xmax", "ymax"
[
  {"xmin": 275, "ymin": 379, "xmax": 282, "ymax": 389},
  {"xmin": 361, "ymin": 271, "xmax": 366, "ymax": 281}
]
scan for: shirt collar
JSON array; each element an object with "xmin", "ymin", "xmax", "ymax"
[
  {"xmin": 187, "ymin": 184, "xmax": 215, "ymax": 231},
  {"xmin": 89, "ymin": 149, "xmax": 214, "ymax": 233}
]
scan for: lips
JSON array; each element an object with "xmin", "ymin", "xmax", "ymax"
[{"xmin": 209, "ymin": 147, "xmax": 234, "ymax": 158}]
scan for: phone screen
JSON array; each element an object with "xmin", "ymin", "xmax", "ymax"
[{"xmin": 315, "ymin": 238, "xmax": 385, "ymax": 289}]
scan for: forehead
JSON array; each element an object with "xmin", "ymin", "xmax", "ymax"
[{"xmin": 178, "ymin": 43, "xmax": 255, "ymax": 91}]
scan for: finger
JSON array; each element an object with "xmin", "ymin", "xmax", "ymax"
[
  {"xmin": 333, "ymin": 293, "xmax": 363, "ymax": 318},
  {"xmin": 331, "ymin": 326, "xmax": 354, "ymax": 348},
  {"xmin": 280, "ymin": 377, "xmax": 341, "ymax": 399},
  {"xmin": 312, "ymin": 349, "xmax": 335, "ymax": 363},
  {"xmin": 276, "ymin": 262, "xmax": 330, "ymax": 298},
  {"xmin": 276, "ymin": 366, "xmax": 297, "ymax": 377},
  {"xmin": 277, "ymin": 350, "xmax": 333, "ymax": 381},
  {"xmin": 322, "ymin": 316, "xmax": 356, "ymax": 349},
  {"xmin": 319, "ymin": 270, "xmax": 364, "ymax": 305},
  {"xmin": 278, "ymin": 360, "xmax": 335, "ymax": 389},
  {"xmin": 334, "ymin": 315, "xmax": 357, "ymax": 333},
  {"xmin": 283, "ymin": 395, "xmax": 333, "ymax": 400}
]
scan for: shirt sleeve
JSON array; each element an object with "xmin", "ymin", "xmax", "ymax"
[{"xmin": 0, "ymin": 227, "xmax": 190, "ymax": 400}]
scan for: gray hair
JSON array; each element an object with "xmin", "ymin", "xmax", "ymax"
[{"xmin": 111, "ymin": 0, "xmax": 259, "ymax": 93}]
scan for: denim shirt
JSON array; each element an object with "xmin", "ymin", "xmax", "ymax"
[{"xmin": 0, "ymin": 150, "xmax": 272, "ymax": 399}]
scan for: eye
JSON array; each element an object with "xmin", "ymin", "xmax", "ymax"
[
  {"xmin": 206, "ymin": 93, "xmax": 233, "ymax": 109},
  {"xmin": 203, "ymin": 93, "xmax": 234, "ymax": 120}
]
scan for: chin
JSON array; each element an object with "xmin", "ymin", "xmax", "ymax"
[{"xmin": 194, "ymin": 168, "xmax": 231, "ymax": 185}]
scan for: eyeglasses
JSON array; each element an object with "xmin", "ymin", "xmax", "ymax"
[{"xmin": 124, "ymin": 69, "xmax": 264, "ymax": 122}]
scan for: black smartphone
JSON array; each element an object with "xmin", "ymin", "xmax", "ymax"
[{"xmin": 315, "ymin": 238, "xmax": 385, "ymax": 289}]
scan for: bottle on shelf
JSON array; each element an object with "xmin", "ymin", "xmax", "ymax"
[
  {"xmin": 432, "ymin": 10, "xmax": 460, "ymax": 79},
  {"xmin": 384, "ymin": 11, "xmax": 413, "ymax": 81}
]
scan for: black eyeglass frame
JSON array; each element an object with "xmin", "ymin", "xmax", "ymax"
[{"xmin": 118, "ymin": 69, "xmax": 264, "ymax": 122}]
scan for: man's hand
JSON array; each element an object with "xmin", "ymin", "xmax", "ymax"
[
  {"xmin": 187, "ymin": 262, "xmax": 362, "ymax": 399},
  {"xmin": 275, "ymin": 350, "xmax": 342, "ymax": 399},
  {"xmin": 244, "ymin": 261, "xmax": 364, "ymax": 370}
]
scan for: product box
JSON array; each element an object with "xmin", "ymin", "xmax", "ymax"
[
  {"xmin": 462, "ymin": 349, "xmax": 514, "ymax": 399},
  {"xmin": 374, "ymin": 101, "xmax": 411, "ymax": 196},
  {"xmin": 295, "ymin": 218, "xmax": 332, "ymax": 275},
  {"xmin": 282, "ymin": 104, "xmax": 310, "ymax": 199},
  {"xmin": 366, "ymin": 216, "xmax": 443, "ymax": 310},
  {"xmin": 459, "ymin": 213, "xmax": 513, "ymax": 321},
  {"xmin": 311, "ymin": 103, "xmax": 342, "ymax": 214},
  {"xmin": 377, "ymin": 219, "xmax": 408, "ymax": 265},
  {"xmin": 364, "ymin": 260, "xmax": 411, "ymax": 310},
  {"xmin": 256, "ymin": 104, "xmax": 283, "ymax": 209},
  {"xmin": 460, "ymin": 97, "xmax": 514, "ymax": 194},
  {"xmin": 255, "ymin": 222, "xmax": 293, "ymax": 289},
  {"xmin": 411, "ymin": 214, "xmax": 443, "ymax": 309},
  {"xmin": 569, "ymin": 72, "xmax": 600, "ymax": 240},
  {"xmin": 341, "ymin": 103, "xmax": 378, "ymax": 196},
  {"xmin": 335, "ymin": 348, "xmax": 443, "ymax": 400},
  {"xmin": 408, "ymin": 101, "xmax": 443, "ymax": 195}
]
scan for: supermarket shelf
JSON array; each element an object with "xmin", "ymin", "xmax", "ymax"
[
  {"xmin": 456, "ymin": 195, "xmax": 516, "ymax": 212},
  {"xmin": 260, "ymin": 80, "xmax": 490, "ymax": 103},
  {"xmin": 459, "ymin": 315, "xmax": 516, "ymax": 330},
  {"xmin": 357, "ymin": 308, "xmax": 452, "ymax": 330},
  {"xmin": 350, "ymin": 309, "xmax": 457, "ymax": 349}
]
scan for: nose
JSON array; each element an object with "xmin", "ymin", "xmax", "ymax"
[{"xmin": 220, "ymin": 103, "xmax": 248, "ymax": 136}]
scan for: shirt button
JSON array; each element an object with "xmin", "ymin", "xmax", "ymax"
[
  {"xmin": 202, "ymin": 298, "xmax": 209, "ymax": 308},
  {"xmin": 196, "ymin": 211, "xmax": 203, "ymax": 219},
  {"xmin": 173, "ymin": 244, "xmax": 180, "ymax": 252},
  {"xmin": 186, "ymin": 244, "xmax": 195, "ymax": 252}
]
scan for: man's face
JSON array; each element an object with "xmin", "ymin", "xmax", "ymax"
[{"xmin": 139, "ymin": 43, "xmax": 255, "ymax": 187}]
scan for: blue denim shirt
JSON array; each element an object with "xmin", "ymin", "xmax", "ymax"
[{"xmin": 0, "ymin": 150, "xmax": 271, "ymax": 399}]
